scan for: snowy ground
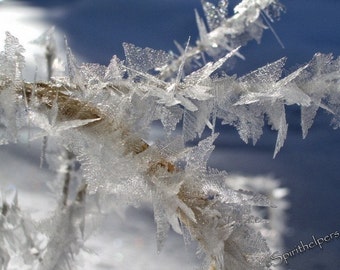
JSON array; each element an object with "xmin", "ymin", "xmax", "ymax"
[{"xmin": 1, "ymin": 0, "xmax": 340, "ymax": 269}]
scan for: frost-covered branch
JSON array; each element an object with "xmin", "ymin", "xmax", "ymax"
[
  {"xmin": 158, "ymin": 0, "xmax": 285, "ymax": 79},
  {"xmin": 1, "ymin": 0, "xmax": 340, "ymax": 269}
]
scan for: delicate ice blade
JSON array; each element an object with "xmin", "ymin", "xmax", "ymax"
[
  {"xmin": 123, "ymin": 43, "xmax": 173, "ymax": 73},
  {"xmin": 104, "ymin": 55, "xmax": 125, "ymax": 81},
  {"xmin": 186, "ymin": 133, "xmax": 218, "ymax": 172},
  {"xmin": 3, "ymin": 32, "xmax": 25, "ymax": 80},
  {"xmin": 301, "ymin": 104, "xmax": 319, "ymax": 139},
  {"xmin": 273, "ymin": 106, "xmax": 288, "ymax": 158},
  {"xmin": 183, "ymin": 109, "xmax": 198, "ymax": 142},
  {"xmin": 195, "ymin": 10, "xmax": 209, "ymax": 48},
  {"xmin": 65, "ymin": 40, "xmax": 85, "ymax": 92},
  {"xmin": 153, "ymin": 193, "xmax": 170, "ymax": 253},
  {"xmin": 184, "ymin": 47, "xmax": 240, "ymax": 86},
  {"xmin": 239, "ymin": 57, "xmax": 286, "ymax": 85},
  {"xmin": 31, "ymin": 26, "xmax": 57, "ymax": 80},
  {"xmin": 202, "ymin": 0, "xmax": 228, "ymax": 31}
]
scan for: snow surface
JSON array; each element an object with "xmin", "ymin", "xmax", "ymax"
[{"xmin": 0, "ymin": 0, "xmax": 340, "ymax": 269}]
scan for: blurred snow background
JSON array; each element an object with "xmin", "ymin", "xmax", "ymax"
[{"xmin": 0, "ymin": 0, "xmax": 340, "ymax": 269}]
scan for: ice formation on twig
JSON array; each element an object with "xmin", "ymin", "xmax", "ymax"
[{"xmin": 0, "ymin": 0, "xmax": 340, "ymax": 269}]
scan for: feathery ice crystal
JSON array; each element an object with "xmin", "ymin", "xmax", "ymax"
[{"xmin": 0, "ymin": 0, "xmax": 339, "ymax": 269}]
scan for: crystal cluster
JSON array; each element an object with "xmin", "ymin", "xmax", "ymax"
[{"xmin": 0, "ymin": 1, "xmax": 339, "ymax": 269}]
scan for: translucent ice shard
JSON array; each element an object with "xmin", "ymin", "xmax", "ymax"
[
  {"xmin": 0, "ymin": 32, "xmax": 26, "ymax": 144},
  {"xmin": 301, "ymin": 104, "xmax": 319, "ymax": 139},
  {"xmin": 28, "ymin": 103, "xmax": 100, "ymax": 140},
  {"xmin": 223, "ymin": 225, "xmax": 271, "ymax": 269},
  {"xmin": 202, "ymin": 0, "xmax": 229, "ymax": 31},
  {"xmin": 159, "ymin": 0, "xmax": 283, "ymax": 79},
  {"xmin": 104, "ymin": 55, "xmax": 125, "ymax": 81},
  {"xmin": 152, "ymin": 191, "xmax": 171, "ymax": 253},
  {"xmin": 273, "ymin": 104, "xmax": 288, "ymax": 158},
  {"xmin": 183, "ymin": 99, "xmax": 215, "ymax": 142},
  {"xmin": 236, "ymin": 57, "xmax": 286, "ymax": 105},
  {"xmin": 31, "ymin": 27, "xmax": 57, "ymax": 80},
  {"xmin": 123, "ymin": 43, "xmax": 173, "ymax": 73},
  {"xmin": 2, "ymin": 32, "xmax": 25, "ymax": 81},
  {"xmin": 186, "ymin": 134, "xmax": 218, "ymax": 173},
  {"xmin": 184, "ymin": 48, "xmax": 240, "ymax": 88}
]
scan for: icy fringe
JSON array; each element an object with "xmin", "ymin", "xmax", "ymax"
[{"xmin": 0, "ymin": 0, "xmax": 339, "ymax": 269}]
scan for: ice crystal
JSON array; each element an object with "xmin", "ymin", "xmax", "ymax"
[
  {"xmin": 123, "ymin": 43, "xmax": 173, "ymax": 74},
  {"xmin": 202, "ymin": 0, "xmax": 229, "ymax": 32},
  {"xmin": 1, "ymin": 0, "xmax": 340, "ymax": 269},
  {"xmin": 0, "ymin": 32, "xmax": 26, "ymax": 145},
  {"xmin": 28, "ymin": 99, "xmax": 100, "ymax": 140},
  {"xmin": 31, "ymin": 27, "xmax": 57, "ymax": 80},
  {"xmin": 159, "ymin": 0, "xmax": 283, "ymax": 79}
]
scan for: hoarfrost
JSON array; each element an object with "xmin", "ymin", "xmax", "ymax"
[
  {"xmin": 152, "ymin": 190, "xmax": 171, "ymax": 253},
  {"xmin": 1, "ymin": 1, "xmax": 340, "ymax": 269},
  {"xmin": 123, "ymin": 43, "xmax": 173, "ymax": 73},
  {"xmin": 186, "ymin": 134, "xmax": 218, "ymax": 173},
  {"xmin": 236, "ymin": 57, "xmax": 286, "ymax": 105},
  {"xmin": 2, "ymin": 32, "xmax": 25, "ymax": 81},
  {"xmin": 201, "ymin": 0, "xmax": 229, "ymax": 32},
  {"xmin": 28, "ymin": 101, "xmax": 100, "ymax": 140},
  {"xmin": 31, "ymin": 27, "xmax": 57, "ymax": 80},
  {"xmin": 0, "ymin": 32, "xmax": 26, "ymax": 144},
  {"xmin": 301, "ymin": 104, "xmax": 319, "ymax": 139},
  {"xmin": 159, "ymin": 0, "xmax": 283, "ymax": 79},
  {"xmin": 273, "ymin": 105, "xmax": 288, "ymax": 158},
  {"xmin": 104, "ymin": 55, "xmax": 125, "ymax": 81}
]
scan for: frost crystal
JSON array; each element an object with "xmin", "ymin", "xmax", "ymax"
[
  {"xmin": 1, "ymin": 1, "xmax": 340, "ymax": 270},
  {"xmin": 123, "ymin": 43, "xmax": 173, "ymax": 73},
  {"xmin": 202, "ymin": 0, "xmax": 229, "ymax": 32}
]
